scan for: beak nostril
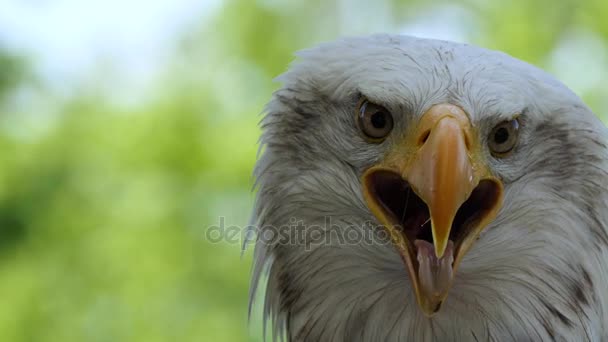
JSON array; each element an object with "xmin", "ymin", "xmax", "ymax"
[{"xmin": 418, "ymin": 129, "xmax": 431, "ymax": 146}]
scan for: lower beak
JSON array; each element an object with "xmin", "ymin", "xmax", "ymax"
[{"xmin": 362, "ymin": 104, "xmax": 503, "ymax": 316}]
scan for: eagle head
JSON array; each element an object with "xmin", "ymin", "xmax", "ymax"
[{"xmin": 248, "ymin": 35, "xmax": 608, "ymax": 341}]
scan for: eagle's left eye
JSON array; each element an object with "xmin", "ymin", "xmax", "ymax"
[
  {"xmin": 357, "ymin": 100, "xmax": 394, "ymax": 142},
  {"xmin": 488, "ymin": 119, "xmax": 519, "ymax": 156}
]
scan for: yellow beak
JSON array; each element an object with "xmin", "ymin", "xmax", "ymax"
[{"xmin": 362, "ymin": 104, "xmax": 503, "ymax": 316}]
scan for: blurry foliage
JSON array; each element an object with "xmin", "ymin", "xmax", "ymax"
[
  {"xmin": 0, "ymin": 0, "xmax": 606, "ymax": 341},
  {"xmin": 0, "ymin": 49, "xmax": 25, "ymax": 103},
  {"xmin": 0, "ymin": 93, "xmax": 258, "ymax": 340}
]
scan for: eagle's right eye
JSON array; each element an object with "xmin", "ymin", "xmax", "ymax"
[{"xmin": 357, "ymin": 100, "xmax": 394, "ymax": 142}]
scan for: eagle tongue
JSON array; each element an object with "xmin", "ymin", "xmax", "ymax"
[{"xmin": 415, "ymin": 239, "xmax": 455, "ymax": 299}]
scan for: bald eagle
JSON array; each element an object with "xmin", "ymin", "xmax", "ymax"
[{"xmin": 247, "ymin": 35, "xmax": 608, "ymax": 341}]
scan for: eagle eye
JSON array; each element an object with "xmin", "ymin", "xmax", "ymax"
[
  {"xmin": 488, "ymin": 119, "xmax": 519, "ymax": 156},
  {"xmin": 357, "ymin": 100, "xmax": 394, "ymax": 141}
]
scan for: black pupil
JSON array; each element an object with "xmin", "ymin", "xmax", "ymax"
[
  {"xmin": 370, "ymin": 112, "xmax": 386, "ymax": 129},
  {"xmin": 494, "ymin": 127, "xmax": 510, "ymax": 144}
]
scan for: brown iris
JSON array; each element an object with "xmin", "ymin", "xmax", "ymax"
[
  {"xmin": 488, "ymin": 119, "xmax": 519, "ymax": 156},
  {"xmin": 357, "ymin": 100, "xmax": 394, "ymax": 141}
]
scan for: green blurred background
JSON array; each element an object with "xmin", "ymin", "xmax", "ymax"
[{"xmin": 0, "ymin": 0, "xmax": 606, "ymax": 340}]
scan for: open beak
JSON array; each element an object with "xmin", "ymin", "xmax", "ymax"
[{"xmin": 362, "ymin": 104, "xmax": 503, "ymax": 316}]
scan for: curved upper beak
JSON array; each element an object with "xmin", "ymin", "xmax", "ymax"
[
  {"xmin": 362, "ymin": 104, "xmax": 503, "ymax": 316},
  {"xmin": 407, "ymin": 108, "xmax": 476, "ymax": 258}
]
